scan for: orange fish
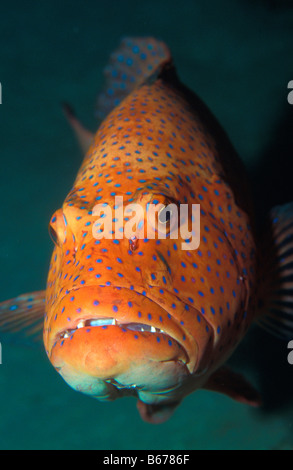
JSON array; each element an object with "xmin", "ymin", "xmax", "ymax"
[{"xmin": 1, "ymin": 37, "xmax": 293, "ymax": 424}]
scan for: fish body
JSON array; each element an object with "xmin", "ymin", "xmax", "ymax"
[{"xmin": 1, "ymin": 38, "xmax": 293, "ymax": 423}]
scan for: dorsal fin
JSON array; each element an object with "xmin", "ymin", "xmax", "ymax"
[
  {"xmin": 62, "ymin": 102, "xmax": 94, "ymax": 154},
  {"xmin": 96, "ymin": 37, "xmax": 171, "ymax": 121}
]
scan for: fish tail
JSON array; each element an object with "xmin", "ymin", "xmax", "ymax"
[
  {"xmin": 256, "ymin": 202, "xmax": 293, "ymax": 339},
  {"xmin": 96, "ymin": 37, "xmax": 171, "ymax": 120},
  {"xmin": 0, "ymin": 291, "xmax": 46, "ymax": 342}
]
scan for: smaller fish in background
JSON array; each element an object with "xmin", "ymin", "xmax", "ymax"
[{"xmin": 1, "ymin": 37, "xmax": 293, "ymax": 424}]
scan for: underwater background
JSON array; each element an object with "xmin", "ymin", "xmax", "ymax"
[{"xmin": 1, "ymin": 0, "xmax": 293, "ymax": 450}]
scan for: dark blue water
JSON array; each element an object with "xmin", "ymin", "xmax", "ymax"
[{"xmin": 1, "ymin": 0, "xmax": 293, "ymax": 450}]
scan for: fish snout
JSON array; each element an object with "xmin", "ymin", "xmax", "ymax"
[{"xmin": 46, "ymin": 286, "xmax": 190, "ymax": 401}]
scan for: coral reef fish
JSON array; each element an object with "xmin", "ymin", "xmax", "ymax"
[{"xmin": 1, "ymin": 37, "xmax": 293, "ymax": 424}]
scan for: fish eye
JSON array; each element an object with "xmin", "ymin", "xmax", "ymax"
[
  {"xmin": 48, "ymin": 210, "xmax": 67, "ymax": 247},
  {"xmin": 147, "ymin": 196, "xmax": 179, "ymax": 237},
  {"xmin": 158, "ymin": 206, "xmax": 172, "ymax": 225}
]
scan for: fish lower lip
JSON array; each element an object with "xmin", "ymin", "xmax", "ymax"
[{"xmin": 59, "ymin": 318, "xmax": 166, "ymax": 339}]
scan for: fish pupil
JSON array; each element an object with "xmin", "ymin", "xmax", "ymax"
[{"xmin": 158, "ymin": 207, "xmax": 171, "ymax": 224}]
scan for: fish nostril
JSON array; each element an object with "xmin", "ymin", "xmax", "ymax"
[{"xmin": 129, "ymin": 236, "xmax": 138, "ymax": 251}]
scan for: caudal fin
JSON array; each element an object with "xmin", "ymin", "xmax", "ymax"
[
  {"xmin": 256, "ymin": 202, "xmax": 293, "ymax": 339},
  {"xmin": 96, "ymin": 37, "xmax": 171, "ymax": 121}
]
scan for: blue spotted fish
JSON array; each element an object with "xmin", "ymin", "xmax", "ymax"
[{"xmin": 1, "ymin": 37, "xmax": 293, "ymax": 424}]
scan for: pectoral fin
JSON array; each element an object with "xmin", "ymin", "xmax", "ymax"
[
  {"xmin": 0, "ymin": 291, "xmax": 46, "ymax": 343},
  {"xmin": 203, "ymin": 366, "xmax": 262, "ymax": 407},
  {"xmin": 136, "ymin": 399, "xmax": 181, "ymax": 424},
  {"xmin": 256, "ymin": 202, "xmax": 293, "ymax": 340}
]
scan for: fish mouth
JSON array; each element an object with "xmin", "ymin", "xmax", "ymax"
[
  {"xmin": 47, "ymin": 285, "xmax": 200, "ymax": 402},
  {"xmin": 56, "ymin": 315, "xmax": 188, "ymax": 367},
  {"xmin": 48, "ymin": 285, "xmax": 192, "ymax": 367},
  {"xmin": 59, "ymin": 318, "xmax": 167, "ymax": 339}
]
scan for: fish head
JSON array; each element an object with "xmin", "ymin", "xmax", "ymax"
[{"xmin": 43, "ymin": 192, "xmax": 207, "ymax": 410}]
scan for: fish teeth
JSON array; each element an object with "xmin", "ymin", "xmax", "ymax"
[
  {"xmin": 59, "ymin": 320, "xmax": 167, "ymax": 340},
  {"xmin": 89, "ymin": 318, "xmax": 116, "ymax": 327}
]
